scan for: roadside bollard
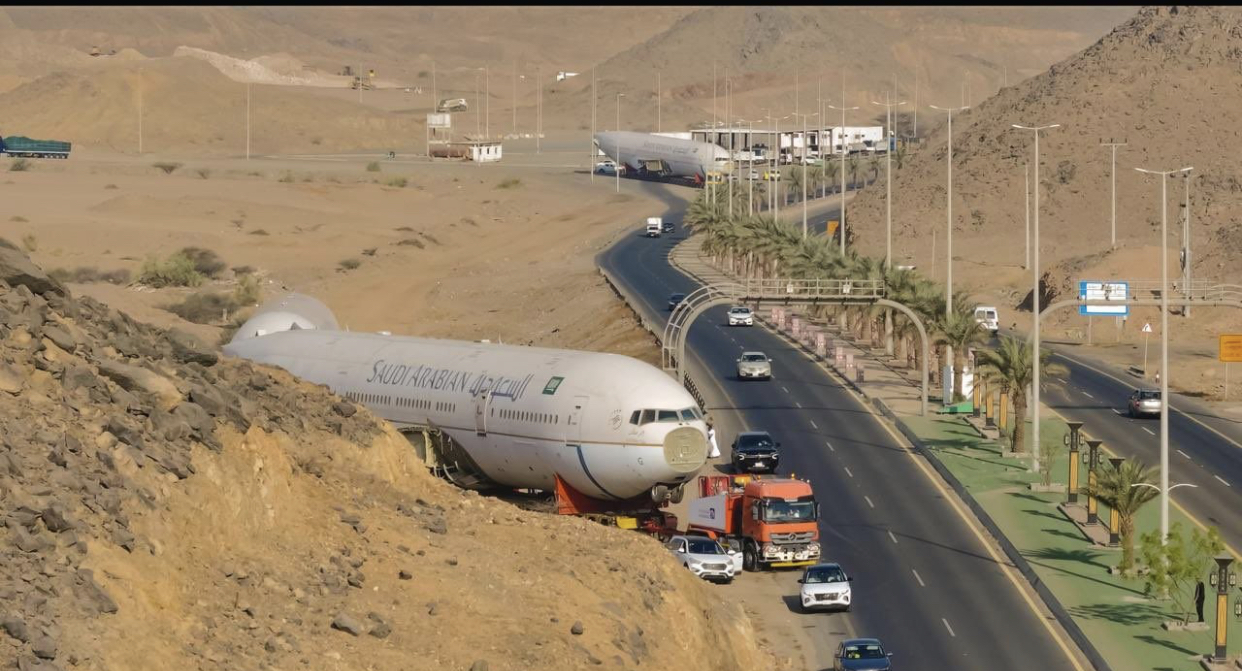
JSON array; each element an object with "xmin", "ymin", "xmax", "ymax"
[
  {"xmin": 985, "ymin": 391, "xmax": 995, "ymax": 428},
  {"xmin": 998, "ymin": 392, "xmax": 1009, "ymax": 432},
  {"xmin": 845, "ymin": 353, "xmax": 855, "ymax": 373},
  {"xmin": 856, "ymin": 362, "xmax": 865, "ymax": 383},
  {"xmin": 835, "ymin": 346, "xmax": 845, "ymax": 368},
  {"xmin": 1107, "ymin": 457, "xmax": 1125, "ymax": 546},
  {"xmin": 972, "ymin": 382, "xmax": 982, "ymax": 418}
]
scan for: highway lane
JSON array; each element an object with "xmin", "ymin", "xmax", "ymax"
[
  {"xmin": 1042, "ymin": 352, "xmax": 1242, "ymax": 550},
  {"xmin": 599, "ymin": 181, "xmax": 1083, "ymax": 671}
]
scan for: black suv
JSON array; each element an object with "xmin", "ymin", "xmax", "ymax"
[{"xmin": 731, "ymin": 431, "xmax": 781, "ymax": 474}]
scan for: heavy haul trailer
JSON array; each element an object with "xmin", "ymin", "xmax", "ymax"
[
  {"xmin": 0, "ymin": 136, "xmax": 71, "ymax": 159},
  {"xmin": 686, "ymin": 475, "xmax": 821, "ymax": 571}
]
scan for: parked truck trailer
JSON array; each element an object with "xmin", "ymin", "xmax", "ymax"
[{"xmin": 1, "ymin": 135, "xmax": 71, "ymax": 159}]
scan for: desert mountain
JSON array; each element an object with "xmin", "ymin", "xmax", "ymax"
[
  {"xmin": 570, "ymin": 6, "xmax": 1138, "ymax": 131},
  {"xmin": 0, "ymin": 57, "xmax": 423, "ymax": 156},
  {"xmin": 846, "ymin": 5, "xmax": 1242, "ymax": 333},
  {"xmin": 0, "ymin": 242, "xmax": 776, "ymax": 670}
]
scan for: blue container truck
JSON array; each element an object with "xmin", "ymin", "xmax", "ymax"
[{"xmin": 0, "ymin": 135, "xmax": 71, "ymax": 159}]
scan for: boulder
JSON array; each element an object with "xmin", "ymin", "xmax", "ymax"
[
  {"xmin": 167, "ymin": 329, "xmax": 217, "ymax": 367},
  {"xmin": 96, "ymin": 359, "xmax": 181, "ymax": 411},
  {"xmin": 0, "ymin": 245, "xmax": 66, "ymax": 298},
  {"xmin": 0, "ymin": 363, "xmax": 24, "ymax": 394}
]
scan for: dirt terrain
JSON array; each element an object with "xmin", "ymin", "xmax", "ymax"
[
  {"xmin": 846, "ymin": 5, "xmax": 1242, "ymax": 402},
  {"xmin": 0, "ymin": 244, "xmax": 778, "ymax": 671},
  {"xmin": 5, "ymin": 151, "xmax": 664, "ymax": 366}
]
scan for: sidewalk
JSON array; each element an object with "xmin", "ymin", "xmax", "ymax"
[{"xmin": 669, "ymin": 233, "xmax": 1238, "ymax": 671}]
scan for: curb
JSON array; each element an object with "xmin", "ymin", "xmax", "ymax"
[
  {"xmin": 876, "ymin": 403, "xmax": 1114, "ymax": 671},
  {"xmin": 677, "ymin": 236, "xmax": 1111, "ymax": 671}
]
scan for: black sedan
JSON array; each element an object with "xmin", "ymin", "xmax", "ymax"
[
  {"xmin": 667, "ymin": 292, "xmax": 687, "ymax": 311},
  {"xmin": 731, "ymin": 431, "xmax": 781, "ymax": 474}
]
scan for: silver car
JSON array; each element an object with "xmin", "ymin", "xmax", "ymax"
[
  {"xmin": 736, "ymin": 351, "xmax": 772, "ymax": 380},
  {"xmin": 665, "ymin": 535, "xmax": 738, "ymax": 583},
  {"xmin": 1127, "ymin": 389, "xmax": 1162, "ymax": 418},
  {"xmin": 727, "ymin": 306, "xmax": 754, "ymax": 326}
]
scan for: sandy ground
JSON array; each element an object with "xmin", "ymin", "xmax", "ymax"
[{"xmin": 4, "ymin": 145, "xmax": 665, "ymax": 365}]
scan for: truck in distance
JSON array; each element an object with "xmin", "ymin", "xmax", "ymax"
[
  {"xmin": 686, "ymin": 475, "xmax": 821, "ymax": 571},
  {"xmin": 645, "ymin": 217, "xmax": 663, "ymax": 237},
  {"xmin": 1, "ymin": 135, "xmax": 71, "ymax": 159}
]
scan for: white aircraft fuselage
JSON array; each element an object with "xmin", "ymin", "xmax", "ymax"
[
  {"xmin": 594, "ymin": 131, "xmax": 730, "ymax": 181},
  {"xmin": 223, "ymin": 295, "xmax": 708, "ymax": 503}
]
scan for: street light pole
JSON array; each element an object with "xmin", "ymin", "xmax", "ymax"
[
  {"xmin": 590, "ymin": 69, "xmax": 595, "ymax": 182},
  {"xmin": 615, "ymin": 92, "xmax": 625, "ymax": 194},
  {"xmin": 1101, "ymin": 140, "xmax": 1126, "ymax": 249},
  {"xmin": 827, "ymin": 89, "xmax": 859, "ymax": 255},
  {"xmin": 871, "ymin": 92, "xmax": 907, "ymax": 269},
  {"xmin": 1024, "ymin": 162, "xmax": 1030, "ymax": 269},
  {"xmin": 932, "ymin": 104, "xmax": 970, "ymax": 315},
  {"xmin": 1135, "ymin": 164, "xmax": 1193, "ymax": 544},
  {"xmin": 245, "ymin": 82, "xmax": 251, "ymax": 161},
  {"xmin": 794, "ymin": 111, "xmax": 820, "ymax": 239},
  {"xmin": 657, "ymin": 70, "xmax": 661, "ymax": 134},
  {"xmin": 1183, "ymin": 171, "xmax": 1193, "ymax": 318},
  {"xmin": 1013, "ymin": 122, "xmax": 1060, "ymax": 476}
]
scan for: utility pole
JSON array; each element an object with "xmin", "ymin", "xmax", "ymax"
[
  {"xmin": 513, "ymin": 61, "xmax": 518, "ymax": 136},
  {"xmin": 931, "ymin": 104, "xmax": 970, "ymax": 315},
  {"xmin": 137, "ymin": 70, "xmax": 143, "ymax": 155},
  {"xmin": 590, "ymin": 68, "xmax": 596, "ymax": 182},
  {"xmin": 245, "ymin": 82, "xmax": 251, "ymax": 160},
  {"xmin": 1014, "ymin": 122, "xmax": 1062, "ymax": 476},
  {"xmin": 827, "ymin": 74, "xmax": 858, "ymax": 256},
  {"xmin": 657, "ymin": 70, "xmax": 661, "ymax": 134},
  {"xmin": 872, "ymin": 91, "xmax": 906, "ymax": 357},
  {"xmin": 485, "ymin": 66, "xmax": 490, "ymax": 139},
  {"xmin": 536, "ymin": 66, "xmax": 542, "ymax": 153},
  {"xmin": 1134, "ymin": 165, "xmax": 1193, "ymax": 544},
  {"xmin": 431, "ymin": 61, "xmax": 437, "ymax": 112},
  {"xmin": 615, "ymin": 92, "xmax": 625, "ymax": 193},
  {"xmin": 794, "ymin": 111, "xmax": 819, "ymax": 239},
  {"xmin": 913, "ymin": 67, "xmax": 918, "ymax": 140},
  {"xmin": 1183, "ymin": 172, "xmax": 1193, "ymax": 318},
  {"xmin": 474, "ymin": 69, "xmax": 481, "ymax": 138},
  {"xmin": 1025, "ymin": 162, "xmax": 1030, "ymax": 269},
  {"xmin": 712, "ymin": 61, "xmax": 717, "ymax": 138},
  {"xmin": 727, "ymin": 71, "xmax": 733, "ymax": 218},
  {"xmin": 1101, "ymin": 139, "xmax": 1127, "ymax": 249}
]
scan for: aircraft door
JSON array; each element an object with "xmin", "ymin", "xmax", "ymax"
[
  {"xmin": 474, "ymin": 389, "xmax": 490, "ymax": 436},
  {"xmin": 567, "ymin": 396, "xmax": 589, "ymax": 445}
]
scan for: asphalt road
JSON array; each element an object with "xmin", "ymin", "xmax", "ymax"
[
  {"xmin": 599, "ymin": 180, "xmax": 1081, "ymax": 671},
  {"xmin": 1039, "ymin": 348, "xmax": 1242, "ymax": 551}
]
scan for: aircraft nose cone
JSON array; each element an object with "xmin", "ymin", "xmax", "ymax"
[{"xmin": 663, "ymin": 426, "xmax": 708, "ymax": 473}]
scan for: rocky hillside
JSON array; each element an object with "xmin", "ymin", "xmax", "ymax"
[
  {"xmin": 0, "ymin": 241, "xmax": 777, "ymax": 671},
  {"xmin": 847, "ymin": 5, "xmax": 1242, "ymax": 332}
]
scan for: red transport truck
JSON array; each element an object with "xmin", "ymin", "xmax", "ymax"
[{"xmin": 686, "ymin": 475, "xmax": 820, "ymax": 571}]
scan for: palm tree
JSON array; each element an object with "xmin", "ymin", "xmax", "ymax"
[
  {"xmin": 974, "ymin": 335, "xmax": 1069, "ymax": 455},
  {"xmin": 1086, "ymin": 459, "xmax": 1159, "ymax": 572},
  {"xmin": 894, "ymin": 143, "xmax": 908, "ymax": 171},
  {"xmin": 824, "ymin": 161, "xmax": 840, "ymax": 196},
  {"xmin": 933, "ymin": 305, "xmax": 988, "ymax": 402},
  {"xmin": 868, "ymin": 153, "xmax": 880, "ymax": 184}
]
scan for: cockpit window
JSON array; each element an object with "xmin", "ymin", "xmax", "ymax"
[
  {"xmin": 657, "ymin": 410, "xmax": 679, "ymax": 422},
  {"xmin": 640, "ymin": 409, "xmax": 655, "ymax": 425},
  {"xmin": 630, "ymin": 410, "xmax": 641, "ymax": 425},
  {"xmin": 680, "ymin": 409, "xmax": 697, "ymax": 421},
  {"xmin": 632, "ymin": 407, "xmax": 702, "ymax": 425}
]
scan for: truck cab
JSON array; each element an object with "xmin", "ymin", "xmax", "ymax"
[{"xmin": 687, "ymin": 476, "xmax": 821, "ymax": 572}]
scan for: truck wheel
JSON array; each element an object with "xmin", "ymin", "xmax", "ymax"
[
  {"xmin": 668, "ymin": 483, "xmax": 685, "ymax": 505},
  {"xmin": 743, "ymin": 542, "xmax": 759, "ymax": 572}
]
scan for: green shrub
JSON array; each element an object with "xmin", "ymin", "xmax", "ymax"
[
  {"xmin": 138, "ymin": 252, "xmax": 205, "ymax": 288},
  {"xmin": 278, "ymin": 172, "xmax": 295, "ymax": 183},
  {"xmin": 153, "ymin": 162, "xmax": 182, "ymax": 175},
  {"xmin": 233, "ymin": 274, "xmax": 261, "ymax": 306},
  {"xmin": 396, "ymin": 238, "xmax": 424, "ymax": 248},
  {"xmin": 394, "ymin": 226, "xmax": 414, "ymax": 232},
  {"xmin": 104, "ymin": 183, "xmax": 119, "ymax": 190},
  {"xmin": 10, "ymin": 215, "xmax": 27, "ymax": 223},
  {"xmin": 9, "ymin": 158, "xmax": 31, "ymax": 172},
  {"xmin": 361, "ymin": 248, "xmax": 377, "ymax": 257},
  {"xmin": 366, "ymin": 161, "xmax": 381, "ymax": 172},
  {"xmin": 21, "ymin": 234, "xmax": 37, "ymax": 252},
  {"xmin": 232, "ymin": 265, "xmax": 255, "ymax": 276},
  {"xmin": 195, "ymin": 168, "xmax": 211, "ymax": 179},
  {"xmin": 178, "ymin": 246, "xmax": 226, "ymax": 278},
  {"xmin": 248, "ymin": 229, "xmax": 270, "ymax": 236},
  {"xmin": 495, "ymin": 178, "xmax": 522, "ymax": 189},
  {"xmin": 386, "ymin": 176, "xmax": 408, "ymax": 188},
  {"xmin": 163, "ymin": 291, "xmax": 236, "ymax": 324},
  {"xmin": 338, "ymin": 258, "xmax": 361, "ymax": 271}
]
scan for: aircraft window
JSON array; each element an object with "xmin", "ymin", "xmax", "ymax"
[
  {"xmin": 630, "ymin": 411, "xmax": 640, "ymax": 425},
  {"xmin": 639, "ymin": 409, "xmax": 655, "ymax": 425},
  {"xmin": 680, "ymin": 409, "xmax": 697, "ymax": 421},
  {"xmin": 657, "ymin": 410, "xmax": 679, "ymax": 422}
]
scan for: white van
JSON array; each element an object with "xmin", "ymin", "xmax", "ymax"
[
  {"xmin": 645, "ymin": 217, "xmax": 663, "ymax": 237},
  {"xmin": 975, "ymin": 306, "xmax": 1000, "ymax": 334}
]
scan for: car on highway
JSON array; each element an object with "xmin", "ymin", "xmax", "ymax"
[
  {"xmin": 833, "ymin": 638, "xmax": 893, "ymax": 671},
  {"xmin": 731, "ymin": 430, "xmax": 781, "ymax": 474},
  {"xmin": 667, "ymin": 292, "xmax": 687, "ymax": 311},
  {"xmin": 736, "ymin": 351, "xmax": 772, "ymax": 380},
  {"xmin": 974, "ymin": 306, "xmax": 1000, "ymax": 335},
  {"xmin": 663, "ymin": 534, "xmax": 737, "ymax": 583},
  {"xmin": 1127, "ymin": 388, "xmax": 1163, "ymax": 418},
  {"xmin": 727, "ymin": 306, "xmax": 754, "ymax": 326},
  {"xmin": 595, "ymin": 161, "xmax": 616, "ymax": 175},
  {"xmin": 662, "ymin": 220, "xmax": 675, "ymax": 234},
  {"xmin": 798, "ymin": 562, "xmax": 853, "ymax": 613}
]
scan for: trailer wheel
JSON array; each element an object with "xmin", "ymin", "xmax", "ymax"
[
  {"xmin": 743, "ymin": 542, "xmax": 760, "ymax": 572},
  {"xmin": 668, "ymin": 483, "xmax": 685, "ymax": 505}
]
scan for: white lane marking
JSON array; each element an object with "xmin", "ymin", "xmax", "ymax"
[
  {"xmin": 1082, "ymin": 391, "xmax": 1094, "ymax": 399},
  {"xmin": 1177, "ymin": 449, "xmax": 1191, "ymax": 459},
  {"xmin": 888, "ymin": 530, "xmax": 898, "ymax": 544},
  {"xmin": 826, "ymin": 441, "xmax": 836, "ymax": 452},
  {"xmin": 810, "ymin": 420, "xmax": 819, "ymax": 429},
  {"xmin": 1215, "ymin": 475, "xmax": 1231, "ymax": 487},
  {"xmin": 1142, "ymin": 427, "xmax": 1155, "ymax": 436},
  {"xmin": 782, "ymin": 386, "xmax": 790, "ymax": 393},
  {"xmin": 864, "ymin": 495, "xmax": 875, "ymax": 509},
  {"xmin": 795, "ymin": 401, "xmax": 803, "ymax": 408},
  {"xmin": 942, "ymin": 618, "xmax": 956, "ymax": 637},
  {"xmin": 912, "ymin": 569, "xmax": 925, "ymax": 587},
  {"xmin": 844, "ymin": 466, "xmax": 854, "ymax": 478}
]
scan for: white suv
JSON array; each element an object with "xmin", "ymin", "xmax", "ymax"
[
  {"xmin": 665, "ymin": 535, "xmax": 738, "ymax": 583},
  {"xmin": 798, "ymin": 562, "xmax": 853, "ymax": 612},
  {"xmin": 728, "ymin": 306, "xmax": 754, "ymax": 326}
]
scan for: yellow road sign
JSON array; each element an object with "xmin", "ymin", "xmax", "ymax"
[
  {"xmin": 827, "ymin": 220, "xmax": 839, "ymax": 237},
  {"xmin": 1221, "ymin": 334, "xmax": 1242, "ymax": 362}
]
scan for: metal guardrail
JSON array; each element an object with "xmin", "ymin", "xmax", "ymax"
[
  {"xmin": 736, "ymin": 277, "xmax": 885, "ymax": 300},
  {"xmin": 1076, "ymin": 279, "xmax": 1242, "ymax": 303}
]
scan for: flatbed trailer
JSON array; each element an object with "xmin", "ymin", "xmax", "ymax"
[{"xmin": 1, "ymin": 136, "xmax": 71, "ymax": 159}]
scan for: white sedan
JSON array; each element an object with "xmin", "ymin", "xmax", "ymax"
[
  {"xmin": 727, "ymin": 306, "xmax": 754, "ymax": 326},
  {"xmin": 799, "ymin": 562, "xmax": 853, "ymax": 612}
]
